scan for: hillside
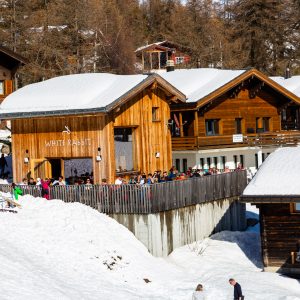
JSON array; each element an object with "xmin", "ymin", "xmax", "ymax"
[{"xmin": 0, "ymin": 196, "xmax": 299, "ymax": 300}]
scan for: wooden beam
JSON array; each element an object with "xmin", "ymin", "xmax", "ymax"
[
  {"xmin": 179, "ymin": 112, "xmax": 184, "ymax": 137},
  {"xmin": 194, "ymin": 111, "xmax": 199, "ymax": 137}
]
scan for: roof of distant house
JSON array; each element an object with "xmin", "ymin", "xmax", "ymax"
[
  {"xmin": 0, "ymin": 73, "xmax": 185, "ymax": 118},
  {"xmin": 270, "ymin": 75, "xmax": 300, "ymax": 98},
  {"xmin": 243, "ymin": 147, "xmax": 300, "ymax": 196},
  {"xmin": 0, "ymin": 45, "xmax": 27, "ymax": 69},
  {"xmin": 160, "ymin": 68, "xmax": 246, "ymax": 103}
]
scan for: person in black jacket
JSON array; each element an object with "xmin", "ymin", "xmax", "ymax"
[{"xmin": 229, "ymin": 278, "xmax": 244, "ymax": 300}]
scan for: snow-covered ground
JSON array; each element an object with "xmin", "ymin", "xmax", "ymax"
[{"xmin": 0, "ymin": 196, "xmax": 299, "ymax": 300}]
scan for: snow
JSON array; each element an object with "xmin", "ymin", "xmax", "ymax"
[
  {"xmin": 271, "ymin": 76, "xmax": 300, "ymax": 97},
  {"xmin": 243, "ymin": 147, "xmax": 300, "ymax": 196},
  {"xmin": 0, "ymin": 73, "xmax": 148, "ymax": 113},
  {"xmin": 0, "ymin": 195, "xmax": 299, "ymax": 299},
  {"xmin": 160, "ymin": 68, "xmax": 246, "ymax": 103}
]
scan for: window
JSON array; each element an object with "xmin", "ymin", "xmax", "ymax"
[
  {"xmin": 291, "ymin": 203, "xmax": 300, "ymax": 213},
  {"xmin": 200, "ymin": 158, "xmax": 204, "ymax": 169},
  {"xmin": 0, "ymin": 81, "xmax": 4, "ymax": 95},
  {"xmin": 213, "ymin": 157, "xmax": 218, "ymax": 168},
  {"xmin": 255, "ymin": 154, "xmax": 258, "ymax": 169},
  {"xmin": 175, "ymin": 159, "xmax": 180, "ymax": 172},
  {"xmin": 262, "ymin": 153, "xmax": 266, "ymax": 162},
  {"xmin": 233, "ymin": 155, "xmax": 238, "ymax": 168},
  {"xmin": 205, "ymin": 119, "xmax": 219, "ymax": 136},
  {"xmin": 220, "ymin": 156, "xmax": 226, "ymax": 169},
  {"xmin": 235, "ymin": 118, "xmax": 243, "ymax": 134},
  {"xmin": 207, "ymin": 157, "xmax": 211, "ymax": 168},
  {"xmin": 263, "ymin": 117, "xmax": 270, "ymax": 132},
  {"xmin": 182, "ymin": 159, "xmax": 187, "ymax": 173},
  {"xmin": 114, "ymin": 128, "xmax": 134, "ymax": 172},
  {"xmin": 175, "ymin": 57, "xmax": 184, "ymax": 64},
  {"xmin": 152, "ymin": 107, "xmax": 159, "ymax": 121},
  {"xmin": 256, "ymin": 117, "xmax": 270, "ymax": 133},
  {"xmin": 240, "ymin": 155, "xmax": 244, "ymax": 168}
]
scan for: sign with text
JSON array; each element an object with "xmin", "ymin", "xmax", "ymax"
[
  {"xmin": 232, "ymin": 134, "xmax": 244, "ymax": 143},
  {"xmin": 45, "ymin": 138, "xmax": 92, "ymax": 147}
]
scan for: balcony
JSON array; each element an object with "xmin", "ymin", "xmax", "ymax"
[{"xmin": 172, "ymin": 131, "xmax": 300, "ymax": 151}]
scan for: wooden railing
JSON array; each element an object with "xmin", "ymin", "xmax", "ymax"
[
  {"xmin": 0, "ymin": 171, "xmax": 247, "ymax": 214},
  {"xmin": 172, "ymin": 131, "xmax": 300, "ymax": 150}
]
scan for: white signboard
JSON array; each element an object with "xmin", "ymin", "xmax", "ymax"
[{"xmin": 232, "ymin": 134, "xmax": 243, "ymax": 143}]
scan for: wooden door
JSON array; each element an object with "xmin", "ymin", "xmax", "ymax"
[{"xmin": 30, "ymin": 159, "xmax": 52, "ymax": 180}]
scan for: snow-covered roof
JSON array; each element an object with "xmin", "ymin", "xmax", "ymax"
[
  {"xmin": 270, "ymin": 76, "xmax": 300, "ymax": 98},
  {"xmin": 0, "ymin": 73, "xmax": 150, "ymax": 114},
  {"xmin": 160, "ymin": 68, "xmax": 246, "ymax": 103},
  {"xmin": 243, "ymin": 147, "xmax": 300, "ymax": 196}
]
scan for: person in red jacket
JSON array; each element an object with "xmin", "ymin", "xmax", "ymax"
[{"xmin": 41, "ymin": 178, "xmax": 50, "ymax": 200}]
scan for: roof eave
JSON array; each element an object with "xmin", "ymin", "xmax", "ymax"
[
  {"xmin": 194, "ymin": 68, "xmax": 300, "ymax": 109},
  {"xmin": 240, "ymin": 194, "xmax": 300, "ymax": 203},
  {"xmin": 0, "ymin": 107, "xmax": 107, "ymax": 120}
]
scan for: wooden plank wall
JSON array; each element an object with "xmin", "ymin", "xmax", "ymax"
[
  {"xmin": 197, "ymin": 89, "xmax": 281, "ymax": 136},
  {"xmin": 11, "ymin": 85, "xmax": 173, "ymax": 183},
  {"xmin": 113, "ymin": 87, "xmax": 172, "ymax": 175},
  {"xmin": 11, "ymin": 114, "xmax": 114, "ymax": 183},
  {"xmin": 259, "ymin": 203, "xmax": 300, "ymax": 269}
]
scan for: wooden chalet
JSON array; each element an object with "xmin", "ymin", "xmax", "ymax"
[
  {"xmin": 159, "ymin": 68, "xmax": 300, "ymax": 172},
  {"xmin": 0, "ymin": 73, "xmax": 185, "ymax": 184},
  {"xmin": 135, "ymin": 40, "xmax": 192, "ymax": 73},
  {"xmin": 0, "ymin": 45, "xmax": 27, "ymax": 103},
  {"xmin": 241, "ymin": 147, "xmax": 300, "ymax": 275}
]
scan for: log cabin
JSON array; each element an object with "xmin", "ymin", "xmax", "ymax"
[
  {"xmin": 0, "ymin": 45, "xmax": 27, "ymax": 103},
  {"xmin": 241, "ymin": 147, "xmax": 300, "ymax": 275},
  {"xmin": 0, "ymin": 73, "xmax": 185, "ymax": 184},
  {"xmin": 135, "ymin": 40, "xmax": 192, "ymax": 73},
  {"xmin": 159, "ymin": 68, "xmax": 300, "ymax": 173}
]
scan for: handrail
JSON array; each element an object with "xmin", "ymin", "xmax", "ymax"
[{"xmin": 0, "ymin": 171, "xmax": 247, "ymax": 214}]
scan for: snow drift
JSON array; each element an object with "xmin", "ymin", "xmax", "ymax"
[{"xmin": 0, "ymin": 196, "xmax": 299, "ymax": 299}]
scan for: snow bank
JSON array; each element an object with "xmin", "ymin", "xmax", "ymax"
[
  {"xmin": 243, "ymin": 147, "xmax": 300, "ymax": 195},
  {"xmin": 0, "ymin": 195, "xmax": 299, "ymax": 299},
  {"xmin": 161, "ymin": 68, "xmax": 245, "ymax": 103},
  {"xmin": 0, "ymin": 73, "xmax": 148, "ymax": 113}
]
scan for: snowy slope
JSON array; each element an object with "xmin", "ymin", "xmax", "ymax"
[{"xmin": 0, "ymin": 196, "xmax": 299, "ymax": 300}]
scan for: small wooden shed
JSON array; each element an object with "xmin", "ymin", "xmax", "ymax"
[
  {"xmin": 0, "ymin": 73, "xmax": 185, "ymax": 184},
  {"xmin": 241, "ymin": 147, "xmax": 300, "ymax": 275}
]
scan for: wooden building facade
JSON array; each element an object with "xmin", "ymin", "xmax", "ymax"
[
  {"xmin": 0, "ymin": 74, "xmax": 185, "ymax": 183},
  {"xmin": 161, "ymin": 68, "xmax": 300, "ymax": 171},
  {"xmin": 242, "ymin": 147, "xmax": 300, "ymax": 275}
]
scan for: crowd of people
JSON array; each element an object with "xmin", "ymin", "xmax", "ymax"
[{"xmin": 114, "ymin": 164, "xmax": 245, "ymax": 185}]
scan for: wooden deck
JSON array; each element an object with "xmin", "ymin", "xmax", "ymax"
[
  {"xmin": 0, "ymin": 171, "xmax": 247, "ymax": 214},
  {"xmin": 172, "ymin": 131, "xmax": 300, "ymax": 150}
]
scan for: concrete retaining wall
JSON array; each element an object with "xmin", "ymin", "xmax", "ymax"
[{"xmin": 110, "ymin": 197, "xmax": 246, "ymax": 256}]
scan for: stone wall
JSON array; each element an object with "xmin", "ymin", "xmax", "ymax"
[{"xmin": 110, "ymin": 197, "xmax": 246, "ymax": 256}]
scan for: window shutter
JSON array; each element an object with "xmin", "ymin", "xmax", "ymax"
[{"xmin": 5, "ymin": 80, "xmax": 13, "ymax": 95}]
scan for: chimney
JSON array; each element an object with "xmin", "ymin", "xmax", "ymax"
[
  {"xmin": 166, "ymin": 60, "xmax": 175, "ymax": 72},
  {"xmin": 285, "ymin": 66, "xmax": 291, "ymax": 79},
  {"xmin": 197, "ymin": 59, "xmax": 201, "ymax": 68}
]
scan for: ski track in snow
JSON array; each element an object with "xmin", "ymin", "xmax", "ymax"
[{"xmin": 0, "ymin": 197, "xmax": 299, "ymax": 300}]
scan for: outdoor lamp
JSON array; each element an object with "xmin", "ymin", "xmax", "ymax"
[
  {"xmin": 96, "ymin": 147, "xmax": 102, "ymax": 162},
  {"xmin": 24, "ymin": 149, "xmax": 29, "ymax": 163}
]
